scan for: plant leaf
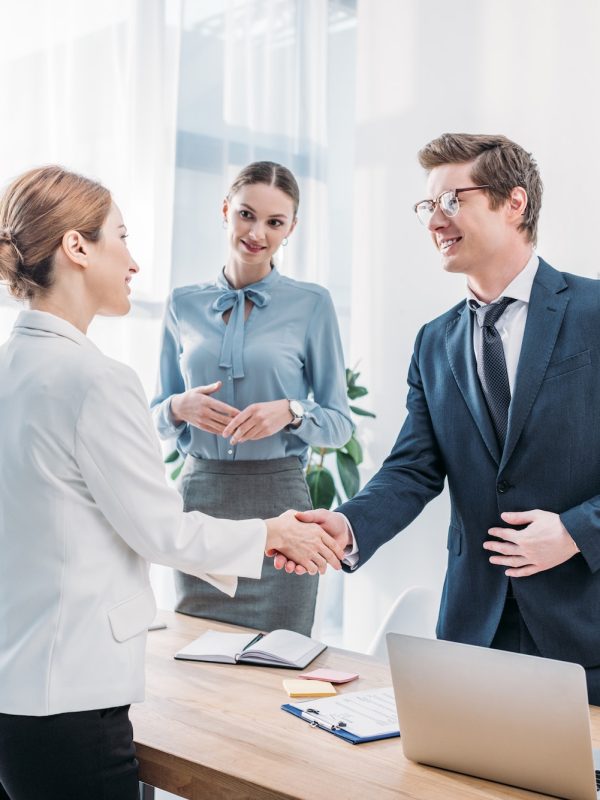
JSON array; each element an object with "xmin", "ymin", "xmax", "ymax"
[
  {"xmin": 164, "ymin": 450, "xmax": 180, "ymax": 463},
  {"xmin": 347, "ymin": 385, "xmax": 368, "ymax": 400},
  {"xmin": 336, "ymin": 451, "xmax": 360, "ymax": 499},
  {"xmin": 170, "ymin": 462, "xmax": 184, "ymax": 481},
  {"xmin": 344, "ymin": 435, "xmax": 363, "ymax": 465},
  {"xmin": 349, "ymin": 405, "xmax": 376, "ymax": 418},
  {"xmin": 306, "ymin": 467, "xmax": 336, "ymax": 510}
]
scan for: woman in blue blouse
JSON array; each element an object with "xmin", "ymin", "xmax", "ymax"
[{"xmin": 151, "ymin": 161, "xmax": 352, "ymax": 635}]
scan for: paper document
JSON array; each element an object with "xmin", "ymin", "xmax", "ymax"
[{"xmin": 288, "ymin": 687, "xmax": 398, "ymax": 738}]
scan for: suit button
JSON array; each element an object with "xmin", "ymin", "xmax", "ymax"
[{"xmin": 497, "ymin": 480, "xmax": 509, "ymax": 493}]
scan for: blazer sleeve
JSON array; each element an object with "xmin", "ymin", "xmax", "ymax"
[
  {"xmin": 337, "ymin": 325, "xmax": 446, "ymax": 568},
  {"xmin": 75, "ymin": 360, "xmax": 266, "ymax": 596},
  {"xmin": 290, "ymin": 290, "xmax": 354, "ymax": 449}
]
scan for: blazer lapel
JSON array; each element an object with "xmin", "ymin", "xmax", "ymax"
[
  {"xmin": 446, "ymin": 303, "xmax": 501, "ymax": 465},
  {"xmin": 501, "ymin": 260, "xmax": 569, "ymax": 470}
]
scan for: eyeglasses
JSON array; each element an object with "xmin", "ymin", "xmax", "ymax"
[{"xmin": 413, "ymin": 185, "xmax": 491, "ymax": 226}]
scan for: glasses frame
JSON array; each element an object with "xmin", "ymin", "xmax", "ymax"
[{"xmin": 413, "ymin": 185, "xmax": 491, "ymax": 225}]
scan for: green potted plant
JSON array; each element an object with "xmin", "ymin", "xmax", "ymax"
[{"xmin": 305, "ymin": 366, "xmax": 375, "ymax": 509}]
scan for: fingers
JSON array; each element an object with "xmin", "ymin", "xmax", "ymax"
[
  {"xmin": 505, "ymin": 565, "xmax": 540, "ymax": 577},
  {"xmin": 209, "ymin": 400, "xmax": 240, "ymax": 419},
  {"xmin": 295, "ymin": 509, "xmax": 327, "ymax": 524},
  {"xmin": 196, "ymin": 381, "xmax": 222, "ymax": 395},
  {"xmin": 230, "ymin": 422, "xmax": 260, "ymax": 445},
  {"xmin": 501, "ymin": 510, "xmax": 538, "ymax": 525},
  {"xmin": 222, "ymin": 408, "xmax": 252, "ymax": 438},
  {"xmin": 483, "ymin": 540, "xmax": 520, "ymax": 556},
  {"xmin": 487, "ymin": 527, "xmax": 521, "ymax": 543}
]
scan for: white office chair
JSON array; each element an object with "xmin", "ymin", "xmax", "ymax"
[{"xmin": 367, "ymin": 585, "xmax": 440, "ymax": 662}]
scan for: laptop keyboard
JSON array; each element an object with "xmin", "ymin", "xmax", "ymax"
[{"xmin": 596, "ymin": 770, "xmax": 600, "ymax": 790}]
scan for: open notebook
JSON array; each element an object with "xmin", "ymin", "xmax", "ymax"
[{"xmin": 174, "ymin": 629, "xmax": 326, "ymax": 669}]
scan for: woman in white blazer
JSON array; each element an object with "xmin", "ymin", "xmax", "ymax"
[{"xmin": 0, "ymin": 166, "xmax": 343, "ymax": 800}]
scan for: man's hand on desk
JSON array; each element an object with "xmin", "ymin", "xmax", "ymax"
[
  {"xmin": 265, "ymin": 509, "xmax": 346, "ymax": 576},
  {"xmin": 271, "ymin": 509, "xmax": 352, "ymax": 575},
  {"xmin": 484, "ymin": 509, "xmax": 580, "ymax": 577}
]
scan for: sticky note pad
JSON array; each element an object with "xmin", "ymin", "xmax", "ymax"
[
  {"xmin": 298, "ymin": 669, "xmax": 359, "ymax": 684},
  {"xmin": 282, "ymin": 679, "xmax": 337, "ymax": 698}
]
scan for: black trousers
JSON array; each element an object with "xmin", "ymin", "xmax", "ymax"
[
  {"xmin": 491, "ymin": 592, "xmax": 600, "ymax": 707},
  {"xmin": 0, "ymin": 705, "xmax": 139, "ymax": 800}
]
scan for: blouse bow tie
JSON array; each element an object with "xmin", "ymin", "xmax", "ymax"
[{"xmin": 212, "ymin": 287, "xmax": 271, "ymax": 378}]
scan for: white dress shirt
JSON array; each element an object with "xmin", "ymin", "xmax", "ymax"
[
  {"xmin": 0, "ymin": 311, "xmax": 267, "ymax": 716},
  {"xmin": 342, "ymin": 253, "xmax": 540, "ymax": 568}
]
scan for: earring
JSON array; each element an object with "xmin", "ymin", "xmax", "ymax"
[
  {"xmin": 282, "ymin": 237, "xmax": 288, "ymax": 247},
  {"xmin": 222, "ymin": 218, "xmax": 228, "ymax": 228}
]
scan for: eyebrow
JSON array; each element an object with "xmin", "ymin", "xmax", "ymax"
[{"xmin": 239, "ymin": 202, "xmax": 288, "ymax": 220}]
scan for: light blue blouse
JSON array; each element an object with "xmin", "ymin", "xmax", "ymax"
[{"xmin": 151, "ymin": 267, "xmax": 353, "ymax": 464}]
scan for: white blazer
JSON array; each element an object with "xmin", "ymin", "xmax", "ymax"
[{"xmin": 0, "ymin": 311, "xmax": 266, "ymax": 716}]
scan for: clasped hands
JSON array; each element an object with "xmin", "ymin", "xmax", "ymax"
[{"xmin": 170, "ymin": 381, "xmax": 294, "ymax": 442}]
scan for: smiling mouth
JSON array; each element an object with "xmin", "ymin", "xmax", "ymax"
[
  {"xmin": 439, "ymin": 237, "xmax": 461, "ymax": 253},
  {"xmin": 241, "ymin": 239, "xmax": 266, "ymax": 253}
]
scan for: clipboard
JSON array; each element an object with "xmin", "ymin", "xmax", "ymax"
[{"xmin": 281, "ymin": 686, "xmax": 400, "ymax": 744}]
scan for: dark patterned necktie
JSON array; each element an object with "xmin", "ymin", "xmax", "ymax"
[{"xmin": 472, "ymin": 297, "xmax": 516, "ymax": 448}]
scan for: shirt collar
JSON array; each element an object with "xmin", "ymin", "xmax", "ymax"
[
  {"xmin": 13, "ymin": 309, "xmax": 98, "ymax": 350},
  {"xmin": 466, "ymin": 252, "xmax": 540, "ymax": 307},
  {"xmin": 216, "ymin": 265, "xmax": 281, "ymax": 293}
]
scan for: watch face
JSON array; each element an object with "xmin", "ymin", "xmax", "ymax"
[{"xmin": 290, "ymin": 400, "xmax": 304, "ymax": 419}]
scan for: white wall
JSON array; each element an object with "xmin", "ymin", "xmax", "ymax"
[{"xmin": 342, "ymin": 0, "xmax": 600, "ymax": 651}]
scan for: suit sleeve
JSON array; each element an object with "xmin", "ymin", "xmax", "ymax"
[
  {"xmin": 337, "ymin": 325, "xmax": 446, "ymax": 568},
  {"xmin": 75, "ymin": 361, "xmax": 266, "ymax": 596},
  {"xmin": 560, "ymin": 504, "xmax": 600, "ymax": 573}
]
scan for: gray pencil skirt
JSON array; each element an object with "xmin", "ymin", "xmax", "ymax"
[{"xmin": 175, "ymin": 455, "xmax": 318, "ymax": 636}]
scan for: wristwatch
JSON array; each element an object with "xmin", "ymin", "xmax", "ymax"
[{"xmin": 288, "ymin": 399, "xmax": 305, "ymax": 424}]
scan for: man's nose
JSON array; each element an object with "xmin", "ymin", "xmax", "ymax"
[{"xmin": 427, "ymin": 205, "xmax": 448, "ymax": 233}]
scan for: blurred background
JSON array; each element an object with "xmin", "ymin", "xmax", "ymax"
[{"xmin": 2, "ymin": 0, "xmax": 599, "ymax": 657}]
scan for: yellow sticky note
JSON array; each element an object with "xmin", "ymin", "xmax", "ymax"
[{"xmin": 283, "ymin": 679, "xmax": 337, "ymax": 698}]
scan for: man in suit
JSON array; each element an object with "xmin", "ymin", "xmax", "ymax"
[{"xmin": 280, "ymin": 133, "xmax": 600, "ymax": 703}]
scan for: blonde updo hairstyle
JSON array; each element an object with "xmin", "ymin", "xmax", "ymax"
[{"xmin": 0, "ymin": 166, "xmax": 111, "ymax": 300}]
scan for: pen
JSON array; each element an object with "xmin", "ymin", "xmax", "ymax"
[{"xmin": 241, "ymin": 632, "xmax": 264, "ymax": 652}]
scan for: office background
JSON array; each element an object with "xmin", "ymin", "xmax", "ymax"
[{"xmin": 1, "ymin": 0, "xmax": 599, "ymax": 654}]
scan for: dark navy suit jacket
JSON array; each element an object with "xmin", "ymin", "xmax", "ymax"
[{"xmin": 339, "ymin": 259, "xmax": 600, "ymax": 666}]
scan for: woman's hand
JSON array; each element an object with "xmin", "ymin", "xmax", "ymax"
[
  {"xmin": 170, "ymin": 382, "xmax": 239, "ymax": 435},
  {"xmin": 264, "ymin": 510, "xmax": 344, "ymax": 575},
  {"xmin": 222, "ymin": 399, "xmax": 295, "ymax": 444}
]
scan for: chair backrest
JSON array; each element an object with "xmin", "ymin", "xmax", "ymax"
[{"xmin": 367, "ymin": 586, "xmax": 439, "ymax": 661}]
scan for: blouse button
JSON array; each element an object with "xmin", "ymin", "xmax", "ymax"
[{"xmin": 227, "ymin": 449, "xmax": 233, "ymax": 455}]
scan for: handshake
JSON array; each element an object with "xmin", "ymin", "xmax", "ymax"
[{"xmin": 264, "ymin": 509, "xmax": 351, "ymax": 576}]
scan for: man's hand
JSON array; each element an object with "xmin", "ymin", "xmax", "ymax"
[
  {"xmin": 484, "ymin": 510, "xmax": 580, "ymax": 577},
  {"xmin": 170, "ymin": 382, "xmax": 239, "ymax": 434},
  {"xmin": 222, "ymin": 400, "xmax": 293, "ymax": 444},
  {"xmin": 264, "ymin": 510, "xmax": 346, "ymax": 576},
  {"xmin": 272, "ymin": 509, "xmax": 352, "ymax": 575}
]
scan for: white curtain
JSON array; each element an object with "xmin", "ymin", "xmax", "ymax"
[
  {"xmin": 0, "ymin": 0, "xmax": 182, "ymax": 395},
  {"xmin": 343, "ymin": 0, "xmax": 600, "ymax": 651}
]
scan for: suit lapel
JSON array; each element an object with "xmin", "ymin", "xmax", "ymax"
[
  {"xmin": 446, "ymin": 303, "xmax": 501, "ymax": 465},
  {"xmin": 500, "ymin": 260, "xmax": 569, "ymax": 470}
]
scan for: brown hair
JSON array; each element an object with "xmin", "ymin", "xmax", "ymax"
[
  {"xmin": 227, "ymin": 161, "xmax": 300, "ymax": 218},
  {"xmin": 0, "ymin": 165, "xmax": 111, "ymax": 300},
  {"xmin": 418, "ymin": 133, "xmax": 543, "ymax": 246}
]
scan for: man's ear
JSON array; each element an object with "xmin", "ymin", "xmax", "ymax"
[
  {"xmin": 507, "ymin": 186, "xmax": 528, "ymax": 219},
  {"xmin": 61, "ymin": 230, "xmax": 89, "ymax": 267}
]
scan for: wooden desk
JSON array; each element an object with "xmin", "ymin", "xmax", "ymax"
[{"xmin": 132, "ymin": 610, "xmax": 600, "ymax": 799}]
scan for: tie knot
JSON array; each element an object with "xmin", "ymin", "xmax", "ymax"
[{"xmin": 476, "ymin": 297, "xmax": 515, "ymax": 328}]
